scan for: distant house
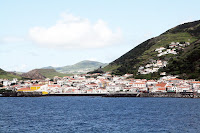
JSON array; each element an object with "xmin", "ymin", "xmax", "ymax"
[
  {"xmin": 176, "ymin": 85, "xmax": 191, "ymax": 92},
  {"xmin": 106, "ymin": 85, "xmax": 123, "ymax": 92},
  {"xmin": 160, "ymin": 72, "xmax": 166, "ymax": 76},
  {"xmin": 191, "ymin": 81, "xmax": 200, "ymax": 92},
  {"xmin": 153, "ymin": 82, "xmax": 167, "ymax": 92},
  {"xmin": 155, "ymin": 47, "xmax": 166, "ymax": 52},
  {"xmin": 132, "ymin": 82, "xmax": 147, "ymax": 92}
]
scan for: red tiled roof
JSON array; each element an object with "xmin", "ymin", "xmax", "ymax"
[
  {"xmin": 192, "ymin": 81, "xmax": 200, "ymax": 84},
  {"xmin": 166, "ymin": 86, "xmax": 172, "ymax": 88},
  {"xmin": 178, "ymin": 86, "xmax": 188, "ymax": 88},
  {"xmin": 48, "ymin": 85, "xmax": 61, "ymax": 87},
  {"xmin": 12, "ymin": 85, "xmax": 19, "ymax": 87},
  {"xmin": 134, "ymin": 82, "xmax": 146, "ymax": 84},
  {"xmin": 18, "ymin": 88, "xmax": 31, "ymax": 91},
  {"xmin": 168, "ymin": 78, "xmax": 182, "ymax": 81},
  {"xmin": 156, "ymin": 83, "xmax": 167, "ymax": 87},
  {"xmin": 148, "ymin": 80, "xmax": 155, "ymax": 82},
  {"xmin": 31, "ymin": 84, "xmax": 43, "ymax": 87},
  {"xmin": 158, "ymin": 87, "xmax": 166, "ymax": 90}
]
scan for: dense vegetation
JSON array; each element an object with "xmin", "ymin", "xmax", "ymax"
[
  {"xmin": 87, "ymin": 67, "xmax": 105, "ymax": 74},
  {"xmin": 162, "ymin": 40, "xmax": 200, "ymax": 80},
  {"xmin": 104, "ymin": 20, "xmax": 200, "ymax": 80}
]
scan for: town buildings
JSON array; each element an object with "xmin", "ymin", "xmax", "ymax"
[{"xmin": 1, "ymin": 72, "xmax": 199, "ymax": 95}]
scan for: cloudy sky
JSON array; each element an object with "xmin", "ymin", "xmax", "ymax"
[{"xmin": 1, "ymin": 0, "xmax": 200, "ymax": 72}]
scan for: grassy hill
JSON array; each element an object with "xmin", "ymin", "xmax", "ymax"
[
  {"xmin": 104, "ymin": 20, "xmax": 200, "ymax": 80},
  {"xmin": 0, "ymin": 68, "xmax": 22, "ymax": 80},
  {"xmin": 22, "ymin": 69, "xmax": 71, "ymax": 79},
  {"xmin": 42, "ymin": 60, "xmax": 107, "ymax": 74},
  {"xmin": 163, "ymin": 40, "xmax": 200, "ymax": 79},
  {"xmin": 37, "ymin": 69, "xmax": 72, "ymax": 79}
]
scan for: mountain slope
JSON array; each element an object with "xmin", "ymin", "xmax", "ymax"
[
  {"xmin": 42, "ymin": 60, "xmax": 107, "ymax": 74},
  {"xmin": 0, "ymin": 68, "xmax": 22, "ymax": 80},
  {"xmin": 164, "ymin": 39, "xmax": 200, "ymax": 79},
  {"xmin": 22, "ymin": 69, "xmax": 70, "ymax": 79},
  {"xmin": 104, "ymin": 20, "xmax": 200, "ymax": 80}
]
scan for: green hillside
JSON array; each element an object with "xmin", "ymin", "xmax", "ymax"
[
  {"xmin": 22, "ymin": 69, "xmax": 71, "ymax": 79},
  {"xmin": 42, "ymin": 60, "xmax": 107, "ymax": 74},
  {"xmin": 104, "ymin": 20, "xmax": 200, "ymax": 80},
  {"xmin": 0, "ymin": 68, "xmax": 22, "ymax": 80},
  {"xmin": 37, "ymin": 69, "xmax": 72, "ymax": 79},
  {"xmin": 163, "ymin": 40, "xmax": 200, "ymax": 79}
]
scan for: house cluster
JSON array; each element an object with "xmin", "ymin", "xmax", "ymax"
[
  {"xmin": 169, "ymin": 41, "xmax": 190, "ymax": 48},
  {"xmin": 1, "ymin": 73, "xmax": 200, "ymax": 94},
  {"xmin": 137, "ymin": 41, "xmax": 191, "ymax": 75},
  {"xmin": 60, "ymin": 68, "xmax": 94, "ymax": 74},
  {"xmin": 138, "ymin": 60, "xmax": 167, "ymax": 74},
  {"xmin": 155, "ymin": 47, "xmax": 177, "ymax": 57},
  {"xmin": 155, "ymin": 41, "xmax": 190, "ymax": 57}
]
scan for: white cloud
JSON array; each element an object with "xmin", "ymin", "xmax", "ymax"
[{"xmin": 29, "ymin": 12, "xmax": 122, "ymax": 49}]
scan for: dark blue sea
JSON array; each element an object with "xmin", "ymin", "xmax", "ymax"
[{"xmin": 1, "ymin": 97, "xmax": 200, "ymax": 133}]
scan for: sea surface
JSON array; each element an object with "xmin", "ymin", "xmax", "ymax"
[{"xmin": 0, "ymin": 97, "xmax": 200, "ymax": 133}]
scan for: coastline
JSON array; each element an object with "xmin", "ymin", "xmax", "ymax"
[{"xmin": 1, "ymin": 91, "xmax": 200, "ymax": 98}]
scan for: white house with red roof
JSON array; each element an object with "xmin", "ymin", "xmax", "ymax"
[
  {"xmin": 132, "ymin": 82, "xmax": 147, "ymax": 92},
  {"xmin": 191, "ymin": 81, "xmax": 200, "ymax": 92},
  {"xmin": 153, "ymin": 82, "xmax": 167, "ymax": 92}
]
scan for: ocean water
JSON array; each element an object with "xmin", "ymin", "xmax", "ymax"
[{"xmin": 0, "ymin": 97, "xmax": 200, "ymax": 133}]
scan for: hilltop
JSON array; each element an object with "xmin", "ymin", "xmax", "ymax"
[
  {"xmin": 42, "ymin": 60, "xmax": 107, "ymax": 74},
  {"xmin": 22, "ymin": 69, "xmax": 70, "ymax": 79},
  {"xmin": 104, "ymin": 20, "xmax": 200, "ymax": 80},
  {"xmin": 0, "ymin": 68, "xmax": 22, "ymax": 80},
  {"xmin": 0, "ymin": 60, "xmax": 106, "ymax": 80}
]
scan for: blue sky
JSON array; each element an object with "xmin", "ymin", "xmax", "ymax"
[{"xmin": 1, "ymin": 0, "xmax": 200, "ymax": 72}]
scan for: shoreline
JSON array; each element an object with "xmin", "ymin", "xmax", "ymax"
[{"xmin": 1, "ymin": 92, "xmax": 200, "ymax": 98}]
